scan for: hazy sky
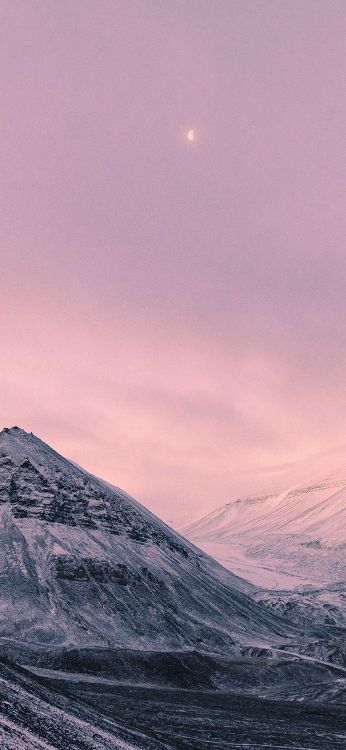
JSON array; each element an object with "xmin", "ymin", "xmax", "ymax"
[{"xmin": 1, "ymin": 1, "xmax": 346, "ymax": 522}]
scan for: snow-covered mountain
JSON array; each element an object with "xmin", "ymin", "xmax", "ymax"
[
  {"xmin": 0, "ymin": 427, "xmax": 292, "ymax": 654},
  {"xmin": 181, "ymin": 470, "xmax": 346, "ymax": 591}
]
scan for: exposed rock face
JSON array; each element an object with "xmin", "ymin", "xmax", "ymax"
[{"xmin": 0, "ymin": 427, "xmax": 291, "ymax": 653}]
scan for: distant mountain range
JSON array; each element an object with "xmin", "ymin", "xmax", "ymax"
[
  {"xmin": 181, "ymin": 469, "xmax": 346, "ymax": 637},
  {"xmin": 181, "ymin": 471, "xmax": 346, "ymax": 591}
]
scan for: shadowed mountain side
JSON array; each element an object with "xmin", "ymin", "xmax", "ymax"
[{"xmin": 0, "ymin": 657, "xmax": 173, "ymax": 750}]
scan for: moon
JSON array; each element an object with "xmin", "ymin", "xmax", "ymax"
[{"xmin": 187, "ymin": 129, "xmax": 195, "ymax": 142}]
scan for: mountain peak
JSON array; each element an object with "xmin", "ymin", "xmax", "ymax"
[
  {"xmin": 0, "ymin": 425, "xmax": 54, "ymax": 467},
  {"xmin": 1, "ymin": 425, "xmax": 31, "ymax": 436},
  {"xmin": 0, "ymin": 426, "xmax": 39, "ymax": 447}
]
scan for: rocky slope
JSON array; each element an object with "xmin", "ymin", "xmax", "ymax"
[
  {"xmin": 0, "ymin": 657, "xmax": 172, "ymax": 750},
  {"xmin": 0, "ymin": 427, "xmax": 292, "ymax": 654}
]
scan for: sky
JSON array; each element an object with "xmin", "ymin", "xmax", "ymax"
[{"xmin": 1, "ymin": 1, "xmax": 346, "ymax": 523}]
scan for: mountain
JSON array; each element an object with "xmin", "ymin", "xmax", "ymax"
[
  {"xmin": 181, "ymin": 470, "xmax": 346, "ymax": 591},
  {"xmin": 0, "ymin": 426, "xmax": 292, "ymax": 655}
]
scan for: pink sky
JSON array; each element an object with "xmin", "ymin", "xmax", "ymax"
[{"xmin": 1, "ymin": 1, "xmax": 346, "ymax": 522}]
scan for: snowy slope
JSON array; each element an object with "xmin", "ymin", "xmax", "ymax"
[
  {"xmin": 181, "ymin": 470, "xmax": 346, "ymax": 590},
  {"xmin": 0, "ymin": 427, "xmax": 292, "ymax": 654}
]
